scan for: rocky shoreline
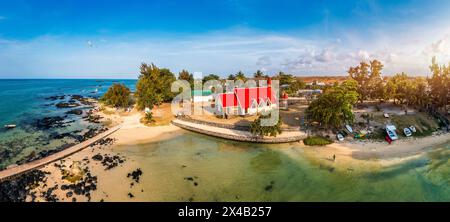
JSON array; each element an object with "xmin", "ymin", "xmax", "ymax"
[{"xmin": 0, "ymin": 94, "xmax": 117, "ymax": 201}]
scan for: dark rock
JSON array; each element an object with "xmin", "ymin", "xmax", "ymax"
[
  {"xmin": 127, "ymin": 168, "xmax": 143, "ymax": 183},
  {"xmin": 92, "ymin": 154, "xmax": 103, "ymax": 161},
  {"xmin": 66, "ymin": 109, "xmax": 83, "ymax": 115},
  {"xmin": 0, "ymin": 170, "xmax": 47, "ymax": 202},
  {"xmin": 128, "ymin": 193, "xmax": 134, "ymax": 198},
  {"xmin": 45, "ymin": 95, "xmax": 65, "ymax": 101},
  {"xmin": 56, "ymin": 102, "xmax": 80, "ymax": 108}
]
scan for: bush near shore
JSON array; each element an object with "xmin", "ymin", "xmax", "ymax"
[{"xmin": 303, "ymin": 136, "xmax": 333, "ymax": 146}]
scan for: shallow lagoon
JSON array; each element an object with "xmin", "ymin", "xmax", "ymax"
[{"xmin": 105, "ymin": 131, "xmax": 450, "ymax": 202}]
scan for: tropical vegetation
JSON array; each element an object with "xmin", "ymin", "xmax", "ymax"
[{"xmin": 101, "ymin": 83, "xmax": 132, "ymax": 108}]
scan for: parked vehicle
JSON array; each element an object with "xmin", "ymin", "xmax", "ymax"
[
  {"xmin": 409, "ymin": 126, "xmax": 416, "ymax": 133},
  {"xmin": 337, "ymin": 133, "xmax": 344, "ymax": 141}
]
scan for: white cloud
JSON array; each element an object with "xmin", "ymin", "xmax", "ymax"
[{"xmin": 1, "ymin": 22, "xmax": 450, "ymax": 78}]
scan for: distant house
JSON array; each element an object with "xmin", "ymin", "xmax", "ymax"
[
  {"xmin": 216, "ymin": 78, "xmax": 277, "ymax": 116},
  {"xmin": 192, "ymin": 89, "xmax": 213, "ymax": 102}
]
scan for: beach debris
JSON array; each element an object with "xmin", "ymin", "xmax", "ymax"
[{"xmin": 127, "ymin": 168, "xmax": 143, "ymax": 183}]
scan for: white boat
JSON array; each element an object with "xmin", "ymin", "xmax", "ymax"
[
  {"xmin": 337, "ymin": 133, "xmax": 344, "ymax": 141},
  {"xmin": 383, "ymin": 113, "xmax": 389, "ymax": 118},
  {"xmin": 345, "ymin": 125, "xmax": 353, "ymax": 133},
  {"xmin": 409, "ymin": 126, "xmax": 416, "ymax": 133},
  {"xmin": 4, "ymin": 124, "xmax": 16, "ymax": 129},
  {"xmin": 386, "ymin": 124, "xmax": 398, "ymax": 140},
  {"xmin": 404, "ymin": 128, "xmax": 412, "ymax": 137}
]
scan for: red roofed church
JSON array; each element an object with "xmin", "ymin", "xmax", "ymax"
[{"xmin": 215, "ymin": 78, "xmax": 278, "ymax": 116}]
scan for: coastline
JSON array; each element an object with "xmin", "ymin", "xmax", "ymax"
[{"xmin": 2, "ymin": 104, "xmax": 449, "ymax": 201}]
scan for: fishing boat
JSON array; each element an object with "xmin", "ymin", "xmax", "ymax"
[
  {"xmin": 345, "ymin": 125, "xmax": 353, "ymax": 133},
  {"xmin": 4, "ymin": 124, "xmax": 16, "ymax": 129},
  {"xmin": 404, "ymin": 128, "xmax": 412, "ymax": 137},
  {"xmin": 386, "ymin": 124, "xmax": 398, "ymax": 141}
]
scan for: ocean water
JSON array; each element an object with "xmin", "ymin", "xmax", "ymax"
[{"xmin": 0, "ymin": 79, "xmax": 136, "ymax": 168}]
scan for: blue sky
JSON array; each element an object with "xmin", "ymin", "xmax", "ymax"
[{"xmin": 1, "ymin": 0, "xmax": 450, "ymax": 78}]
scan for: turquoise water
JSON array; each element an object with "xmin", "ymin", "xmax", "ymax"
[
  {"xmin": 192, "ymin": 89, "xmax": 212, "ymax": 96},
  {"xmin": 0, "ymin": 79, "xmax": 136, "ymax": 168},
  {"xmin": 116, "ymin": 131, "xmax": 450, "ymax": 201}
]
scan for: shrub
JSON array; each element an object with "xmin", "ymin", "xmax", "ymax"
[
  {"xmin": 250, "ymin": 113, "xmax": 282, "ymax": 137},
  {"xmin": 303, "ymin": 136, "xmax": 333, "ymax": 146},
  {"xmin": 101, "ymin": 83, "xmax": 132, "ymax": 108}
]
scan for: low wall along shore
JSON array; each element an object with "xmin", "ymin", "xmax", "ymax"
[{"xmin": 172, "ymin": 119, "xmax": 306, "ymax": 143}]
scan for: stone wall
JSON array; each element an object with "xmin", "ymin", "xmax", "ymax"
[
  {"xmin": 172, "ymin": 120, "xmax": 305, "ymax": 144},
  {"xmin": 177, "ymin": 116, "xmax": 301, "ymax": 132}
]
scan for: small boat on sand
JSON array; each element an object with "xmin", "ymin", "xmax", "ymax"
[
  {"xmin": 345, "ymin": 125, "xmax": 353, "ymax": 133},
  {"xmin": 4, "ymin": 124, "xmax": 16, "ymax": 129},
  {"xmin": 404, "ymin": 128, "xmax": 412, "ymax": 137}
]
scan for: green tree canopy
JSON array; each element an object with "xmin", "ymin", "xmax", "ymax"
[
  {"xmin": 253, "ymin": 70, "xmax": 264, "ymax": 78},
  {"xmin": 348, "ymin": 59, "xmax": 384, "ymax": 102},
  {"xmin": 428, "ymin": 57, "xmax": 450, "ymax": 111},
  {"xmin": 235, "ymin": 71, "xmax": 247, "ymax": 81},
  {"xmin": 135, "ymin": 63, "xmax": 176, "ymax": 110},
  {"xmin": 178, "ymin": 69, "xmax": 194, "ymax": 89},
  {"xmin": 307, "ymin": 80, "xmax": 359, "ymax": 128},
  {"xmin": 101, "ymin": 83, "xmax": 132, "ymax": 108},
  {"xmin": 202, "ymin": 74, "xmax": 221, "ymax": 83},
  {"xmin": 274, "ymin": 71, "xmax": 294, "ymax": 85}
]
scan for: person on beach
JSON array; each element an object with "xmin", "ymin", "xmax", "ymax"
[{"xmin": 333, "ymin": 155, "xmax": 336, "ymax": 162}]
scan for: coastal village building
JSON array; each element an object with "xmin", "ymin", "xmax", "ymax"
[{"xmin": 215, "ymin": 79, "xmax": 278, "ymax": 116}]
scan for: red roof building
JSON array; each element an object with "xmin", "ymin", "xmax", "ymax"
[{"xmin": 216, "ymin": 79, "xmax": 277, "ymax": 115}]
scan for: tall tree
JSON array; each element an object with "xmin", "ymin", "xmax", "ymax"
[
  {"xmin": 428, "ymin": 57, "xmax": 450, "ymax": 111},
  {"xmin": 348, "ymin": 60, "xmax": 384, "ymax": 102},
  {"xmin": 227, "ymin": 74, "xmax": 236, "ymax": 80},
  {"xmin": 253, "ymin": 70, "xmax": 264, "ymax": 78},
  {"xmin": 178, "ymin": 69, "xmax": 194, "ymax": 88},
  {"xmin": 135, "ymin": 63, "xmax": 176, "ymax": 110},
  {"xmin": 202, "ymin": 74, "xmax": 221, "ymax": 83},
  {"xmin": 101, "ymin": 83, "xmax": 131, "ymax": 108},
  {"xmin": 235, "ymin": 71, "xmax": 247, "ymax": 81},
  {"xmin": 275, "ymin": 71, "xmax": 294, "ymax": 85}
]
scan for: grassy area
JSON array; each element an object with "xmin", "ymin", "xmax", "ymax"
[
  {"xmin": 303, "ymin": 136, "xmax": 333, "ymax": 146},
  {"xmin": 390, "ymin": 113, "xmax": 439, "ymax": 138}
]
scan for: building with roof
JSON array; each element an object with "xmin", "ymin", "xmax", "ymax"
[{"xmin": 215, "ymin": 79, "xmax": 278, "ymax": 116}]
